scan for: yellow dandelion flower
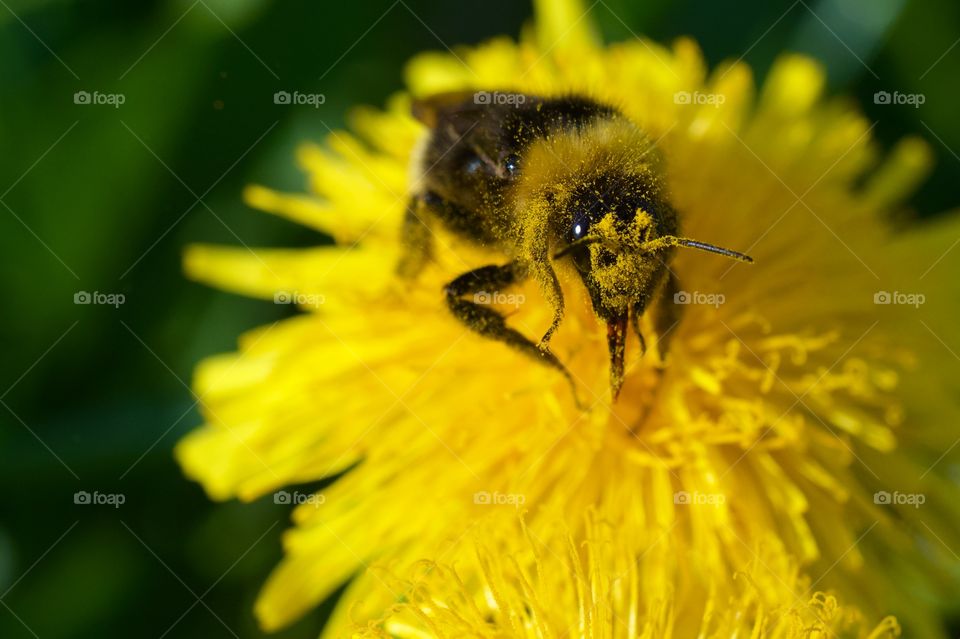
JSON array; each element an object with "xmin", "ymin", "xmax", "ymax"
[
  {"xmin": 355, "ymin": 511, "xmax": 901, "ymax": 639},
  {"xmin": 177, "ymin": 0, "xmax": 960, "ymax": 636}
]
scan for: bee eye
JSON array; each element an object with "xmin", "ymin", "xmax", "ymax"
[
  {"xmin": 504, "ymin": 154, "xmax": 520, "ymax": 175},
  {"xmin": 571, "ymin": 212, "xmax": 590, "ymax": 240}
]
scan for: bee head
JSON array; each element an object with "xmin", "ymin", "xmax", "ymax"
[
  {"xmin": 550, "ymin": 172, "xmax": 752, "ymax": 397},
  {"xmin": 560, "ymin": 178, "xmax": 671, "ymax": 319},
  {"xmin": 513, "ymin": 118, "xmax": 752, "ymax": 398}
]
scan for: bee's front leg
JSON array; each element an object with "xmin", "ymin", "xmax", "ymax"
[
  {"xmin": 653, "ymin": 272, "xmax": 682, "ymax": 359},
  {"xmin": 631, "ymin": 271, "xmax": 681, "ymax": 361},
  {"xmin": 444, "ymin": 262, "xmax": 579, "ymax": 398}
]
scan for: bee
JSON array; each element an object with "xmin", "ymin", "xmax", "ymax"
[{"xmin": 399, "ymin": 91, "xmax": 752, "ymax": 400}]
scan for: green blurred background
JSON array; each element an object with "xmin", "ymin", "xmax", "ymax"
[{"xmin": 1, "ymin": 0, "xmax": 958, "ymax": 637}]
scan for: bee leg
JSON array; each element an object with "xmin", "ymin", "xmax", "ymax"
[
  {"xmin": 629, "ymin": 307, "xmax": 648, "ymax": 355},
  {"xmin": 444, "ymin": 263, "xmax": 582, "ymax": 405},
  {"xmin": 629, "ymin": 281, "xmax": 658, "ymax": 356},
  {"xmin": 652, "ymin": 272, "xmax": 682, "ymax": 359},
  {"xmin": 535, "ymin": 266, "xmax": 564, "ymax": 352},
  {"xmin": 396, "ymin": 195, "xmax": 434, "ymax": 279},
  {"xmin": 631, "ymin": 270, "xmax": 683, "ymax": 360}
]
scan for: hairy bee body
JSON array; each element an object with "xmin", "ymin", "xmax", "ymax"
[
  {"xmin": 410, "ymin": 94, "xmax": 621, "ymax": 248},
  {"xmin": 400, "ymin": 91, "xmax": 750, "ymax": 400}
]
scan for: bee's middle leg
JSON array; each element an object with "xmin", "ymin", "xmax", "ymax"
[{"xmin": 444, "ymin": 262, "xmax": 574, "ymax": 379}]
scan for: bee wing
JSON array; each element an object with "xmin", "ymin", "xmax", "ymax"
[
  {"xmin": 414, "ymin": 91, "xmax": 528, "ymax": 177},
  {"xmin": 411, "ymin": 91, "xmax": 483, "ymax": 129}
]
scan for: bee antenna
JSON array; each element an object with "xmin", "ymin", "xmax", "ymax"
[{"xmin": 640, "ymin": 235, "xmax": 753, "ymax": 264}]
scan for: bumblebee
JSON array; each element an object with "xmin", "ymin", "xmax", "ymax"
[{"xmin": 399, "ymin": 91, "xmax": 752, "ymax": 400}]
